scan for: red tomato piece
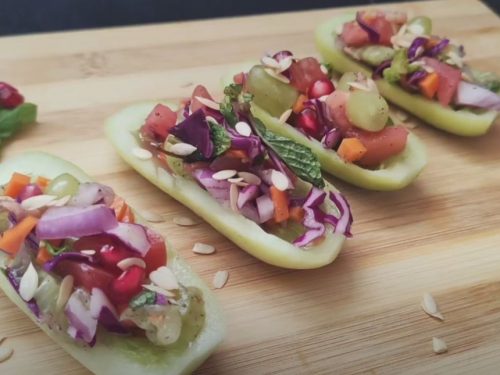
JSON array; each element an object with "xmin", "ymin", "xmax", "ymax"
[
  {"xmin": 371, "ymin": 16, "xmax": 394, "ymax": 46},
  {"xmin": 422, "ymin": 57, "xmax": 461, "ymax": 106},
  {"xmin": 142, "ymin": 103, "xmax": 177, "ymax": 141},
  {"xmin": 289, "ymin": 57, "xmax": 329, "ymax": 94},
  {"xmin": 347, "ymin": 126, "xmax": 409, "ymax": 168},
  {"xmin": 54, "ymin": 260, "xmax": 115, "ymax": 295},
  {"xmin": 341, "ymin": 21, "xmax": 370, "ymax": 47},
  {"xmin": 109, "ymin": 266, "xmax": 146, "ymax": 304},
  {"xmin": 143, "ymin": 229, "xmax": 167, "ymax": 276},
  {"xmin": 341, "ymin": 14, "xmax": 395, "ymax": 47},
  {"xmin": 325, "ymin": 90, "xmax": 353, "ymax": 134}
]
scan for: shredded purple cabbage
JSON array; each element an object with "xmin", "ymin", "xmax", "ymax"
[
  {"xmin": 329, "ymin": 192, "xmax": 353, "ymax": 237},
  {"xmin": 155, "ymin": 293, "xmax": 168, "ymax": 306},
  {"xmin": 425, "ymin": 38, "xmax": 449, "ymax": 57},
  {"xmin": 44, "ymin": 252, "xmax": 96, "ymax": 272},
  {"xmin": 192, "ymin": 168, "xmax": 231, "ymax": 203},
  {"xmin": 406, "ymin": 70, "xmax": 428, "ymax": 90},
  {"xmin": 408, "ymin": 37, "xmax": 428, "ymax": 59},
  {"xmin": 356, "ymin": 11, "xmax": 380, "ymax": 43},
  {"xmin": 322, "ymin": 128, "xmax": 342, "ymax": 150},
  {"xmin": 227, "ymin": 127, "xmax": 263, "ymax": 161},
  {"xmin": 372, "ymin": 60, "xmax": 392, "ymax": 79},
  {"xmin": 170, "ymin": 109, "xmax": 214, "ymax": 158}
]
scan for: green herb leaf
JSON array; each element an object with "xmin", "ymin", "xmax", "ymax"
[
  {"xmin": 223, "ymin": 83, "xmax": 242, "ymax": 101},
  {"xmin": 0, "ymin": 103, "xmax": 37, "ymax": 143},
  {"xmin": 241, "ymin": 92, "xmax": 254, "ymax": 103},
  {"xmin": 45, "ymin": 241, "xmax": 71, "ymax": 256},
  {"xmin": 219, "ymin": 101, "xmax": 238, "ymax": 127},
  {"xmin": 251, "ymin": 117, "xmax": 324, "ymax": 188},
  {"xmin": 209, "ymin": 122, "xmax": 231, "ymax": 156},
  {"xmin": 129, "ymin": 290, "xmax": 157, "ymax": 310}
]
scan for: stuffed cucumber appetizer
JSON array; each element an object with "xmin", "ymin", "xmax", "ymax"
[
  {"xmin": 105, "ymin": 85, "xmax": 353, "ymax": 269},
  {"xmin": 315, "ymin": 11, "xmax": 499, "ymax": 136},
  {"xmin": 0, "ymin": 152, "xmax": 224, "ymax": 375},
  {"xmin": 222, "ymin": 52, "xmax": 426, "ymax": 190}
]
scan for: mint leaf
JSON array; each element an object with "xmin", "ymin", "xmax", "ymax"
[
  {"xmin": 209, "ymin": 122, "xmax": 231, "ymax": 156},
  {"xmin": 251, "ymin": 117, "xmax": 324, "ymax": 188},
  {"xmin": 223, "ymin": 84, "xmax": 242, "ymax": 101},
  {"xmin": 45, "ymin": 241, "xmax": 72, "ymax": 256},
  {"xmin": 0, "ymin": 103, "xmax": 37, "ymax": 143},
  {"xmin": 129, "ymin": 290, "xmax": 156, "ymax": 310},
  {"xmin": 219, "ymin": 101, "xmax": 238, "ymax": 127}
]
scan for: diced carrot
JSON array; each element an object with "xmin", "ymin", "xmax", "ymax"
[
  {"xmin": 225, "ymin": 149, "xmax": 248, "ymax": 160},
  {"xmin": 337, "ymin": 138, "xmax": 367, "ymax": 163},
  {"xmin": 36, "ymin": 246, "xmax": 53, "ymax": 266},
  {"xmin": 35, "ymin": 176, "xmax": 51, "ymax": 191},
  {"xmin": 419, "ymin": 72, "xmax": 439, "ymax": 99},
  {"xmin": 269, "ymin": 186, "xmax": 290, "ymax": 223},
  {"xmin": 289, "ymin": 206, "xmax": 305, "ymax": 222},
  {"xmin": 0, "ymin": 216, "xmax": 39, "ymax": 256},
  {"xmin": 292, "ymin": 94, "xmax": 308, "ymax": 114},
  {"xmin": 4, "ymin": 172, "xmax": 31, "ymax": 199},
  {"xmin": 111, "ymin": 196, "xmax": 135, "ymax": 223}
]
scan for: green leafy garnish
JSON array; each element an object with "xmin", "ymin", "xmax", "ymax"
[
  {"xmin": 45, "ymin": 241, "xmax": 72, "ymax": 256},
  {"xmin": 223, "ymin": 83, "xmax": 242, "ymax": 101},
  {"xmin": 219, "ymin": 101, "xmax": 238, "ymax": 127},
  {"xmin": 252, "ymin": 117, "xmax": 324, "ymax": 188},
  {"xmin": 0, "ymin": 103, "xmax": 37, "ymax": 144},
  {"xmin": 208, "ymin": 121, "xmax": 231, "ymax": 156},
  {"xmin": 242, "ymin": 92, "xmax": 254, "ymax": 103},
  {"xmin": 383, "ymin": 49, "xmax": 409, "ymax": 84},
  {"xmin": 129, "ymin": 290, "xmax": 157, "ymax": 310}
]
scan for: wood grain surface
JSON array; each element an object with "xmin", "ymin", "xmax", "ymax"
[{"xmin": 1, "ymin": 0, "xmax": 500, "ymax": 374}]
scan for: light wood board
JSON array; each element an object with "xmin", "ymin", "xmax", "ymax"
[{"xmin": 1, "ymin": 0, "xmax": 500, "ymax": 373}]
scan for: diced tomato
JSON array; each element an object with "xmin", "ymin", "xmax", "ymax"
[
  {"xmin": 109, "ymin": 266, "xmax": 146, "ymax": 304},
  {"xmin": 325, "ymin": 90, "xmax": 353, "ymax": 134},
  {"xmin": 371, "ymin": 16, "xmax": 394, "ymax": 46},
  {"xmin": 191, "ymin": 85, "xmax": 214, "ymax": 114},
  {"xmin": 422, "ymin": 57, "xmax": 461, "ymax": 106},
  {"xmin": 233, "ymin": 72, "xmax": 246, "ymax": 85},
  {"xmin": 143, "ymin": 229, "xmax": 167, "ymax": 276},
  {"xmin": 142, "ymin": 104, "xmax": 177, "ymax": 141},
  {"xmin": 347, "ymin": 126, "xmax": 409, "ymax": 168},
  {"xmin": 341, "ymin": 13, "xmax": 395, "ymax": 47},
  {"xmin": 53, "ymin": 260, "xmax": 115, "ymax": 295},
  {"xmin": 341, "ymin": 21, "xmax": 370, "ymax": 47},
  {"xmin": 289, "ymin": 57, "xmax": 329, "ymax": 93}
]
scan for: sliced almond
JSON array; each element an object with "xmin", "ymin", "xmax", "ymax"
[
  {"xmin": 278, "ymin": 56, "xmax": 293, "ymax": 72},
  {"xmin": 261, "ymin": 56, "xmax": 280, "ymax": 69},
  {"xmin": 213, "ymin": 270, "xmax": 229, "ymax": 289},
  {"xmin": 205, "ymin": 115, "xmax": 218, "ymax": 124},
  {"xmin": 212, "ymin": 169, "xmax": 237, "ymax": 180},
  {"xmin": 230, "ymin": 183, "xmax": 239, "ymax": 213},
  {"xmin": 142, "ymin": 284, "xmax": 175, "ymax": 297},
  {"xmin": 194, "ymin": 96, "xmax": 220, "ymax": 111},
  {"xmin": 347, "ymin": 81, "xmax": 371, "ymax": 92},
  {"xmin": 80, "ymin": 249, "xmax": 96, "ymax": 256},
  {"xmin": 21, "ymin": 195, "xmax": 57, "ymax": 211},
  {"xmin": 421, "ymin": 292, "xmax": 444, "ymax": 321},
  {"xmin": 320, "ymin": 64, "xmax": 329, "ymax": 75},
  {"xmin": 192, "ymin": 242, "xmax": 216, "ymax": 255},
  {"xmin": 56, "ymin": 275, "xmax": 74, "ymax": 311},
  {"xmin": 235, "ymin": 121, "xmax": 252, "ymax": 136},
  {"xmin": 19, "ymin": 262, "xmax": 39, "ymax": 302},
  {"xmin": 168, "ymin": 142, "xmax": 197, "ymax": 156},
  {"xmin": 279, "ymin": 109, "xmax": 293, "ymax": 124},
  {"xmin": 132, "ymin": 147, "xmax": 153, "ymax": 160},
  {"xmin": 173, "ymin": 216, "xmax": 199, "ymax": 226},
  {"xmin": 423, "ymin": 66, "xmax": 435, "ymax": 74},
  {"xmin": 141, "ymin": 210, "xmax": 165, "ymax": 223},
  {"xmin": 238, "ymin": 172, "xmax": 261, "ymax": 185},
  {"xmin": 47, "ymin": 195, "xmax": 72, "ymax": 207},
  {"xmin": 0, "ymin": 347, "xmax": 13, "ymax": 363},
  {"xmin": 117, "ymin": 257, "xmax": 146, "ymax": 271},
  {"xmin": 149, "ymin": 266, "xmax": 179, "ymax": 290},
  {"xmin": 432, "ymin": 337, "xmax": 448, "ymax": 354},
  {"xmin": 335, "ymin": 23, "xmax": 344, "ymax": 35},
  {"xmin": 271, "ymin": 170, "xmax": 289, "ymax": 191},
  {"xmin": 264, "ymin": 68, "xmax": 290, "ymax": 84}
]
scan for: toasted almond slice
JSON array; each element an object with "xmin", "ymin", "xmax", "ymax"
[
  {"xmin": 173, "ymin": 216, "xmax": 199, "ymax": 226},
  {"xmin": 335, "ymin": 23, "xmax": 344, "ymax": 35},
  {"xmin": 0, "ymin": 347, "xmax": 13, "ymax": 363},
  {"xmin": 47, "ymin": 195, "xmax": 72, "ymax": 207},
  {"xmin": 21, "ymin": 195, "xmax": 57, "ymax": 211},
  {"xmin": 235, "ymin": 121, "xmax": 252, "ymax": 136},
  {"xmin": 19, "ymin": 262, "xmax": 38, "ymax": 302},
  {"xmin": 141, "ymin": 210, "xmax": 165, "ymax": 223},
  {"xmin": 271, "ymin": 170, "xmax": 289, "ymax": 191},
  {"xmin": 117, "ymin": 257, "xmax": 146, "ymax": 271},
  {"xmin": 432, "ymin": 337, "xmax": 448, "ymax": 354},
  {"xmin": 261, "ymin": 56, "xmax": 280, "ymax": 69},
  {"xmin": 279, "ymin": 109, "xmax": 293, "ymax": 124},
  {"xmin": 423, "ymin": 66, "xmax": 435, "ymax": 74},
  {"xmin": 169, "ymin": 142, "xmax": 197, "ymax": 156},
  {"xmin": 278, "ymin": 57, "xmax": 293, "ymax": 72},
  {"xmin": 421, "ymin": 292, "xmax": 444, "ymax": 320},
  {"xmin": 142, "ymin": 284, "xmax": 175, "ymax": 297},
  {"xmin": 264, "ymin": 68, "xmax": 290, "ymax": 84},
  {"xmin": 347, "ymin": 81, "xmax": 371, "ymax": 92},
  {"xmin": 150, "ymin": 266, "xmax": 179, "ymax": 290},
  {"xmin": 230, "ymin": 183, "xmax": 239, "ymax": 213},
  {"xmin": 212, "ymin": 169, "xmax": 237, "ymax": 180},
  {"xmin": 0, "ymin": 336, "xmax": 6, "ymax": 345},
  {"xmin": 80, "ymin": 249, "xmax": 96, "ymax": 255},
  {"xmin": 192, "ymin": 242, "xmax": 216, "ymax": 255},
  {"xmin": 213, "ymin": 270, "xmax": 229, "ymax": 289},
  {"xmin": 194, "ymin": 96, "xmax": 220, "ymax": 111},
  {"xmin": 132, "ymin": 147, "xmax": 153, "ymax": 160},
  {"xmin": 320, "ymin": 64, "xmax": 329, "ymax": 75},
  {"xmin": 206, "ymin": 115, "xmax": 218, "ymax": 124},
  {"xmin": 56, "ymin": 275, "xmax": 74, "ymax": 311},
  {"xmin": 238, "ymin": 172, "xmax": 262, "ymax": 185},
  {"xmin": 228, "ymin": 177, "xmax": 244, "ymax": 184}
]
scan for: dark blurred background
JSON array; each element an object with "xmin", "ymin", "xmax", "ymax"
[{"xmin": 0, "ymin": 0, "xmax": 498, "ymax": 36}]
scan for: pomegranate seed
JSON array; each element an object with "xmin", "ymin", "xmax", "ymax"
[
  {"xmin": 272, "ymin": 50, "xmax": 293, "ymax": 62},
  {"xmin": 308, "ymin": 79, "xmax": 335, "ymax": 99},
  {"xmin": 0, "ymin": 82, "xmax": 24, "ymax": 109},
  {"xmin": 110, "ymin": 266, "xmax": 145, "ymax": 304},
  {"xmin": 295, "ymin": 108, "xmax": 322, "ymax": 139},
  {"xmin": 98, "ymin": 244, "xmax": 137, "ymax": 275}
]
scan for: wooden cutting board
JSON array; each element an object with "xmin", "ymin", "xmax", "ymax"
[{"xmin": 1, "ymin": 0, "xmax": 499, "ymax": 373}]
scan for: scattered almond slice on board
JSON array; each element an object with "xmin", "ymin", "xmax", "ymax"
[
  {"xmin": 213, "ymin": 270, "xmax": 229, "ymax": 289},
  {"xmin": 0, "ymin": 346, "xmax": 14, "ymax": 363},
  {"xmin": 192, "ymin": 243, "xmax": 215, "ymax": 255},
  {"xmin": 421, "ymin": 292, "xmax": 444, "ymax": 321},
  {"xmin": 432, "ymin": 337, "xmax": 448, "ymax": 354}
]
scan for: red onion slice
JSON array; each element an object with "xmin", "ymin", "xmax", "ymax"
[
  {"xmin": 356, "ymin": 11, "xmax": 380, "ymax": 43},
  {"xmin": 65, "ymin": 289, "xmax": 97, "ymax": 345},
  {"xmin": 70, "ymin": 183, "xmax": 115, "ymax": 208},
  {"xmin": 237, "ymin": 185, "xmax": 259, "ymax": 209},
  {"xmin": 455, "ymin": 81, "xmax": 500, "ymax": 110},
  {"xmin": 106, "ymin": 222, "xmax": 151, "ymax": 257},
  {"xmin": 90, "ymin": 288, "xmax": 128, "ymax": 334},
  {"xmin": 256, "ymin": 194, "xmax": 274, "ymax": 223}
]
